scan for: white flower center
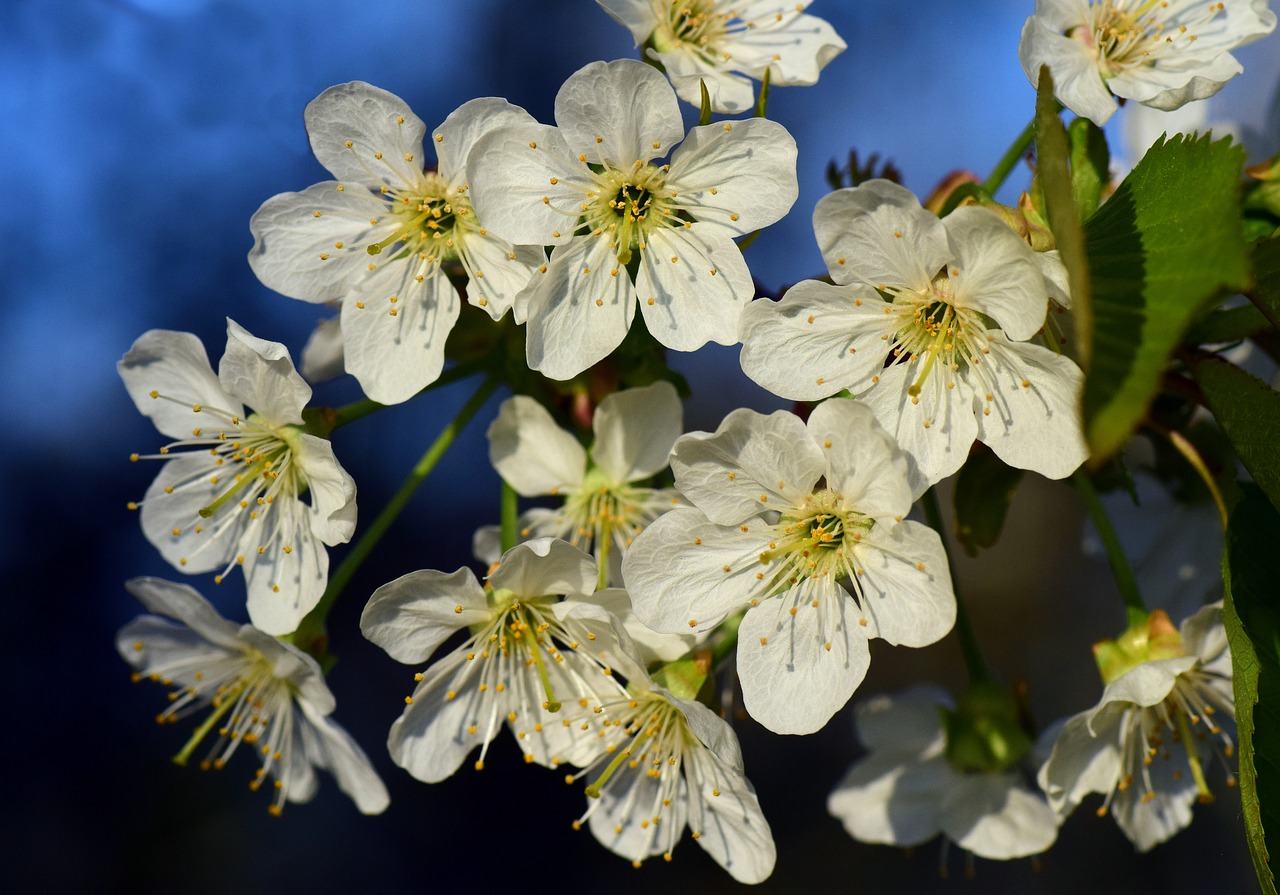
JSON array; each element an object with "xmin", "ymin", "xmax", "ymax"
[
  {"xmin": 569, "ymin": 690, "xmax": 728, "ymax": 867},
  {"xmin": 1102, "ymin": 667, "xmax": 1236, "ymax": 817},
  {"xmin": 366, "ymin": 171, "xmax": 471, "ymax": 264},
  {"xmin": 130, "ymin": 395, "xmax": 307, "ymax": 580},
  {"xmin": 580, "ymin": 164, "xmax": 679, "ymax": 266},
  {"xmin": 760, "ymin": 488, "xmax": 874, "ymax": 593},
  {"xmin": 1070, "ymin": 0, "xmax": 1228, "ymax": 76},
  {"xmin": 129, "ymin": 640, "xmax": 297, "ymax": 815}
]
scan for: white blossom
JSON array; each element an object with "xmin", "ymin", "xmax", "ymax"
[
  {"xmin": 739, "ymin": 179, "xmax": 1087, "ymax": 496},
  {"xmin": 119, "ymin": 320, "xmax": 356, "ymax": 636},
  {"xmin": 359, "ymin": 539, "xmax": 630, "ymax": 782},
  {"xmin": 555, "ymin": 601, "xmax": 775, "ymax": 882},
  {"xmin": 622, "ymin": 400, "xmax": 955, "ymax": 735},
  {"xmin": 597, "ymin": 0, "xmax": 846, "ymax": 113},
  {"xmin": 487, "ymin": 380, "xmax": 685, "ymax": 579},
  {"xmin": 468, "ymin": 59, "xmax": 798, "ymax": 379},
  {"xmin": 118, "ymin": 577, "xmax": 388, "ymax": 815},
  {"xmin": 249, "ymin": 82, "xmax": 544, "ymax": 404},
  {"xmin": 1037, "ymin": 603, "xmax": 1235, "ymax": 851},
  {"xmin": 1019, "ymin": 0, "xmax": 1276, "ymax": 126},
  {"xmin": 828, "ymin": 686, "xmax": 1058, "ymax": 860}
]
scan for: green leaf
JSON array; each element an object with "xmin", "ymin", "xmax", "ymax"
[
  {"xmin": 953, "ymin": 445, "xmax": 1025, "ymax": 555},
  {"xmin": 1068, "ymin": 116, "xmax": 1109, "ymax": 220},
  {"xmin": 1190, "ymin": 355, "xmax": 1280, "ymax": 515},
  {"xmin": 1184, "ymin": 303, "xmax": 1272, "ymax": 346},
  {"xmin": 1224, "ymin": 484, "xmax": 1280, "ymax": 895},
  {"xmin": 1250, "ymin": 235, "xmax": 1280, "ymax": 331},
  {"xmin": 1082, "ymin": 133, "xmax": 1249, "ymax": 461},
  {"xmin": 1034, "ymin": 67, "xmax": 1092, "ymax": 370}
]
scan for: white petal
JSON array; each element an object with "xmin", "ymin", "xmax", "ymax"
[
  {"xmin": 622, "ymin": 509, "xmax": 763, "ymax": 634},
  {"xmin": 807, "ymin": 399, "xmax": 914, "ymax": 521},
  {"xmin": 814, "ymin": 181, "xmax": 949, "ymax": 290},
  {"xmin": 119, "ymin": 329, "xmax": 241, "ymax": 441},
  {"xmin": 487, "ymin": 395, "xmax": 587, "ymax": 497},
  {"xmin": 590, "ymin": 381, "xmax": 683, "ymax": 484},
  {"xmin": 737, "ymin": 281, "xmax": 893, "ymax": 401},
  {"xmin": 1095, "ymin": 657, "xmax": 1199, "ymax": 718},
  {"xmin": 850, "ymin": 520, "xmax": 956, "ymax": 648},
  {"xmin": 117, "ymin": 615, "xmax": 239, "ymax": 676},
  {"xmin": 524, "ymin": 237, "xmax": 637, "ymax": 380},
  {"xmin": 859, "ymin": 362, "xmax": 980, "ymax": 498},
  {"xmin": 635, "ymin": 226, "xmax": 752, "ymax": 350},
  {"xmin": 652, "ymin": 49, "xmax": 758, "ymax": 114},
  {"xmin": 360, "ymin": 567, "xmax": 488, "ymax": 664},
  {"xmin": 665, "ymin": 117, "xmax": 798, "ymax": 236},
  {"xmin": 975, "ymin": 339, "xmax": 1087, "ymax": 481},
  {"xmin": 220, "ymin": 319, "xmax": 310, "ymax": 426},
  {"xmin": 457, "ymin": 232, "xmax": 543, "ymax": 321},
  {"xmin": 339, "ymin": 254, "xmax": 460, "ymax": 405},
  {"xmin": 737, "ymin": 593, "xmax": 871, "ymax": 734},
  {"xmin": 488, "ymin": 538, "xmax": 599, "ymax": 599},
  {"xmin": 1109, "ymin": 54, "xmax": 1241, "ymax": 111},
  {"xmin": 300, "ymin": 316, "xmax": 345, "ymax": 384},
  {"xmin": 671, "ymin": 407, "xmax": 825, "ymax": 525},
  {"xmin": 294, "ymin": 433, "xmax": 357, "ymax": 545},
  {"xmin": 242, "ymin": 514, "xmax": 329, "ymax": 635},
  {"xmin": 247, "ymin": 183, "xmax": 390, "ymax": 303},
  {"xmin": 828, "ymin": 752, "xmax": 947, "ymax": 846},
  {"xmin": 941, "ymin": 773, "xmax": 1059, "ymax": 859},
  {"xmin": 944, "ymin": 207, "xmax": 1047, "ymax": 341},
  {"xmin": 466, "ymin": 121, "xmax": 585, "ymax": 247},
  {"xmin": 1019, "ymin": 19, "xmax": 1117, "ymax": 125},
  {"xmin": 1110, "ymin": 744, "xmax": 1199, "ymax": 851},
  {"xmin": 853, "ymin": 685, "xmax": 951, "ymax": 755},
  {"xmin": 595, "ymin": 0, "xmax": 658, "ymax": 44},
  {"xmin": 388, "ymin": 654, "xmax": 491, "ymax": 783},
  {"xmin": 723, "ymin": 9, "xmax": 846, "ymax": 86},
  {"xmin": 1037, "ymin": 708, "xmax": 1124, "ymax": 815},
  {"xmin": 139, "ymin": 456, "xmax": 240, "ymax": 575},
  {"xmin": 305, "ymin": 81, "xmax": 427, "ymax": 188},
  {"xmin": 434, "ymin": 97, "xmax": 535, "ymax": 185},
  {"xmin": 553, "ymin": 59, "xmax": 684, "ymax": 166},
  {"xmin": 122, "ymin": 577, "xmax": 243, "ymax": 649},
  {"xmin": 586, "ymin": 759, "xmax": 692, "ymax": 862},
  {"xmin": 297, "ymin": 700, "xmax": 391, "ymax": 815}
]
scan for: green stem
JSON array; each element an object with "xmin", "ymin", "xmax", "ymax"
[
  {"xmin": 710, "ymin": 609, "xmax": 745, "ymax": 669},
  {"xmin": 329, "ymin": 357, "xmax": 489, "ymax": 430},
  {"xmin": 921, "ymin": 487, "xmax": 993, "ymax": 685},
  {"xmin": 499, "ymin": 481, "xmax": 519, "ymax": 554},
  {"xmin": 1071, "ymin": 470, "xmax": 1147, "ymax": 624},
  {"xmin": 982, "ymin": 118, "xmax": 1036, "ymax": 196},
  {"xmin": 288, "ymin": 376, "xmax": 501, "ymax": 658}
]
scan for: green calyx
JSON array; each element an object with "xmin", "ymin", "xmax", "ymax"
[
  {"xmin": 941, "ymin": 682, "xmax": 1033, "ymax": 775},
  {"xmin": 651, "ymin": 656, "xmax": 708, "ymax": 702},
  {"xmin": 1092, "ymin": 609, "xmax": 1185, "ymax": 685}
]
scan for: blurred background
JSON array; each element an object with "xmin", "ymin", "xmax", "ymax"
[{"xmin": 4, "ymin": 0, "xmax": 1278, "ymax": 891}]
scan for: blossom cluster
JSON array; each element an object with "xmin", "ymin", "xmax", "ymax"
[{"xmin": 110, "ymin": 0, "xmax": 1274, "ymax": 885}]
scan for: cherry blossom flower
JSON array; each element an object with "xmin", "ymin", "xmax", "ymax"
[
  {"xmin": 487, "ymin": 380, "xmax": 684, "ymax": 579},
  {"xmin": 597, "ymin": 0, "xmax": 846, "ymax": 113},
  {"xmin": 249, "ymin": 82, "xmax": 544, "ymax": 404},
  {"xmin": 1037, "ymin": 603, "xmax": 1235, "ymax": 851},
  {"xmin": 739, "ymin": 179, "xmax": 1087, "ymax": 496},
  {"xmin": 622, "ymin": 400, "xmax": 955, "ymax": 735},
  {"xmin": 359, "ymin": 539, "xmax": 630, "ymax": 782},
  {"xmin": 468, "ymin": 59, "xmax": 798, "ymax": 379},
  {"xmin": 829, "ymin": 685, "xmax": 1058, "ymax": 861},
  {"xmin": 119, "ymin": 320, "xmax": 356, "ymax": 636},
  {"xmin": 118, "ymin": 577, "xmax": 388, "ymax": 815},
  {"xmin": 1019, "ymin": 0, "xmax": 1276, "ymax": 126},
  {"xmin": 553, "ymin": 601, "xmax": 775, "ymax": 881}
]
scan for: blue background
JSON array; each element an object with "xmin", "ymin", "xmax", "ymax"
[{"xmin": 3, "ymin": 0, "xmax": 1277, "ymax": 891}]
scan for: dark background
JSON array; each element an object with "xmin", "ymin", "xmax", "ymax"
[{"xmin": 4, "ymin": 0, "xmax": 1277, "ymax": 891}]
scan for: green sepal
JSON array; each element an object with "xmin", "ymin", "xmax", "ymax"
[
  {"xmin": 698, "ymin": 79, "xmax": 712, "ymax": 127},
  {"xmin": 652, "ymin": 657, "xmax": 708, "ymax": 702},
  {"xmin": 941, "ymin": 682, "xmax": 1033, "ymax": 775}
]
